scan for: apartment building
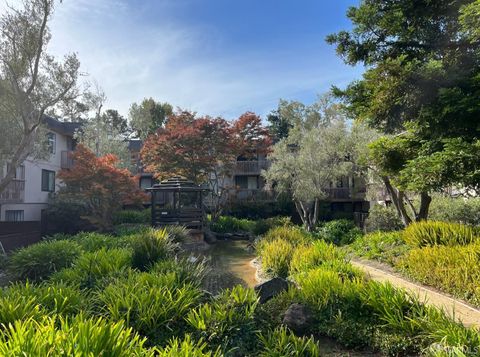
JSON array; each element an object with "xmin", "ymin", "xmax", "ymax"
[{"xmin": 0, "ymin": 117, "xmax": 80, "ymax": 222}]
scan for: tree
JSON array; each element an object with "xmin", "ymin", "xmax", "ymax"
[
  {"xmin": 128, "ymin": 98, "xmax": 173, "ymax": 139},
  {"xmin": 232, "ymin": 112, "xmax": 272, "ymax": 158},
  {"xmin": 141, "ymin": 110, "xmax": 236, "ymax": 220},
  {"xmin": 141, "ymin": 110, "xmax": 272, "ymax": 221},
  {"xmin": 264, "ymin": 119, "xmax": 356, "ymax": 231},
  {"xmin": 103, "ymin": 109, "xmax": 129, "ymax": 136},
  {"xmin": 74, "ymin": 86, "xmax": 131, "ymax": 169},
  {"xmin": 0, "ymin": 0, "xmax": 84, "ymax": 194},
  {"xmin": 58, "ymin": 145, "xmax": 145, "ymax": 231},
  {"xmin": 267, "ymin": 93, "xmax": 346, "ymax": 142},
  {"xmin": 328, "ymin": 0, "xmax": 480, "ymax": 222}
]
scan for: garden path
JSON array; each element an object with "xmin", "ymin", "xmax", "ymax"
[{"xmin": 351, "ymin": 258, "xmax": 480, "ymax": 328}]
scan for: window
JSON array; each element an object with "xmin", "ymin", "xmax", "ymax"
[
  {"xmin": 5, "ymin": 164, "xmax": 25, "ymax": 180},
  {"xmin": 46, "ymin": 132, "xmax": 56, "ymax": 154},
  {"xmin": 41, "ymin": 169, "xmax": 55, "ymax": 192},
  {"xmin": 140, "ymin": 177, "xmax": 152, "ymax": 190},
  {"xmin": 5, "ymin": 210, "xmax": 24, "ymax": 222},
  {"xmin": 235, "ymin": 176, "xmax": 248, "ymax": 189}
]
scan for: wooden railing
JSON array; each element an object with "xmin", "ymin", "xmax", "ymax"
[
  {"xmin": 0, "ymin": 179, "xmax": 25, "ymax": 203},
  {"xmin": 234, "ymin": 160, "xmax": 270, "ymax": 175},
  {"xmin": 326, "ymin": 187, "xmax": 367, "ymax": 200},
  {"xmin": 61, "ymin": 151, "xmax": 74, "ymax": 169},
  {"xmin": 227, "ymin": 188, "xmax": 275, "ymax": 202}
]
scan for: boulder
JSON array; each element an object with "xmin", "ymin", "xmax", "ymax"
[
  {"xmin": 254, "ymin": 277, "xmax": 289, "ymax": 303},
  {"xmin": 282, "ymin": 303, "xmax": 313, "ymax": 334},
  {"xmin": 204, "ymin": 230, "xmax": 218, "ymax": 244}
]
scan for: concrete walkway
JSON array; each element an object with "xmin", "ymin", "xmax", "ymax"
[{"xmin": 351, "ymin": 258, "xmax": 480, "ymax": 328}]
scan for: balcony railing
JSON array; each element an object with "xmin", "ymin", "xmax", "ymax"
[
  {"xmin": 326, "ymin": 187, "xmax": 367, "ymax": 200},
  {"xmin": 234, "ymin": 160, "xmax": 270, "ymax": 175},
  {"xmin": 61, "ymin": 151, "xmax": 74, "ymax": 169},
  {"xmin": 227, "ymin": 188, "xmax": 275, "ymax": 202},
  {"xmin": 0, "ymin": 179, "xmax": 25, "ymax": 203}
]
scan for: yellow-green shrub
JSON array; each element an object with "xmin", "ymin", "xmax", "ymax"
[
  {"xmin": 397, "ymin": 243, "xmax": 480, "ymax": 305},
  {"xmin": 261, "ymin": 226, "xmax": 309, "ymax": 246},
  {"xmin": 0, "ymin": 316, "xmax": 155, "ymax": 356},
  {"xmin": 402, "ymin": 221, "xmax": 479, "ymax": 247},
  {"xmin": 349, "ymin": 231, "xmax": 409, "ymax": 265},
  {"xmin": 257, "ymin": 238, "xmax": 296, "ymax": 278},
  {"xmin": 290, "ymin": 240, "xmax": 345, "ymax": 274}
]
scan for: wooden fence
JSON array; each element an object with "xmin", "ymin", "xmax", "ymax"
[{"xmin": 0, "ymin": 222, "xmax": 42, "ymax": 253}]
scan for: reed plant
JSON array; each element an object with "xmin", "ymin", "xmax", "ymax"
[
  {"xmin": 51, "ymin": 248, "xmax": 132, "ymax": 289},
  {"xmin": 98, "ymin": 270, "xmax": 203, "ymax": 345},
  {"xmin": 186, "ymin": 285, "xmax": 258, "ymax": 355},
  {"xmin": 402, "ymin": 221, "xmax": 479, "ymax": 247},
  {"xmin": 8, "ymin": 240, "xmax": 82, "ymax": 281},
  {"xmin": 258, "ymin": 326, "xmax": 320, "ymax": 356},
  {"xmin": 0, "ymin": 315, "xmax": 155, "ymax": 356},
  {"xmin": 257, "ymin": 238, "xmax": 296, "ymax": 278},
  {"xmin": 397, "ymin": 243, "xmax": 480, "ymax": 305}
]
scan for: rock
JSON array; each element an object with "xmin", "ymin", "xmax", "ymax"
[
  {"xmin": 282, "ymin": 303, "xmax": 313, "ymax": 334},
  {"xmin": 204, "ymin": 230, "xmax": 218, "ymax": 244},
  {"xmin": 254, "ymin": 277, "xmax": 290, "ymax": 303}
]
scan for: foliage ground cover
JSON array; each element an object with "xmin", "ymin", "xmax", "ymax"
[{"xmin": 255, "ymin": 224, "xmax": 480, "ymax": 356}]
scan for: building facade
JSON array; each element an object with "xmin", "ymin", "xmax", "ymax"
[{"xmin": 0, "ymin": 117, "xmax": 79, "ymax": 222}]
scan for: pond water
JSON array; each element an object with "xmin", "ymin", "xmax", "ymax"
[{"xmin": 201, "ymin": 240, "xmax": 258, "ymax": 294}]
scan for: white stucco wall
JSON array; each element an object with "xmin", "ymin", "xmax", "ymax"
[{"xmin": 0, "ymin": 130, "xmax": 69, "ymax": 221}]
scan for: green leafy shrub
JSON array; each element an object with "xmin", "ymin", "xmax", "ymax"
[
  {"xmin": 317, "ymin": 219, "xmax": 362, "ymax": 246},
  {"xmin": 402, "ymin": 221, "xmax": 479, "ymax": 247},
  {"xmin": 349, "ymin": 231, "xmax": 409, "ymax": 265},
  {"xmin": 113, "ymin": 209, "xmax": 150, "ymax": 224},
  {"xmin": 44, "ymin": 196, "xmax": 93, "ymax": 235},
  {"xmin": 51, "ymin": 248, "xmax": 132, "ymax": 289},
  {"xmin": 255, "ymin": 289, "xmax": 298, "ymax": 329},
  {"xmin": 113, "ymin": 223, "xmax": 150, "ymax": 236},
  {"xmin": 186, "ymin": 285, "xmax": 258, "ymax": 355},
  {"xmin": 290, "ymin": 240, "xmax": 345, "ymax": 274},
  {"xmin": 72, "ymin": 232, "xmax": 130, "ymax": 252},
  {"xmin": 8, "ymin": 240, "xmax": 82, "ymax": 281},
  {"xmin": 258, "ymin": 326, "xmax": 320, "ymax": 356},
  {"xmin": 131, "ymin": 228, "xmax": 176, "ymax": 271},
  {"xmin": 429, "ymin": 195, "xmax": 480, "ymax": 226},
  {"xmin": 157, "ymin": 335, "xmax": 221, "ymax": 357},
  {"xmin": 0, "ymin": 316, "xmax": 155, "ymax": 356},
  {"xmin": 397, "ymin": 243, "xmax": 480, "ymax": 305},
  {"xmin": 365, "ymin": 204, "xmax": 404, "ymax": 232},
  {"xmin": 252, "ymin": 216, "xmax": 292, "ymax": 236},
  {"xmin": 257, "ymin": 238, "xmax": 296, "ymax": 278},
  {"xmin": 98, "ymin": 270, "xmax": 203, "ymax": 345},
  {"xmin": 210, "ymin": 216, "xmax": 256, "ymax": 233}
]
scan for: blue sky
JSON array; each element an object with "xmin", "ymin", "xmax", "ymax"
[{"xmin": 4, "ymin": 0, "xmax": 363, "ymax": 119}]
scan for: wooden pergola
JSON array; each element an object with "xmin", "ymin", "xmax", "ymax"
[{"xmin": 146, "ymin": 177, "xmax": 205, "ymax": 232}]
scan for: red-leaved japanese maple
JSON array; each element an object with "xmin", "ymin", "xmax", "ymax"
[{"xmin": 58, "ymin": 144, "xmax": 145, "ymax": 230}]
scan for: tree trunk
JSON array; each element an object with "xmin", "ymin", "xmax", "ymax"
[
  {"xmin": 382, "ymin": 176, "xmax": 412, "ymax": 227},
  {"xmin": 417, "ymin": 192, "xmax": 431, "ymax": 221}
]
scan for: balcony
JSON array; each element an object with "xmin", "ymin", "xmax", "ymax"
[
  {"xmin": 326, "ymin": 187, "xmax": 367, "ymax": 201},
  {"xmin": 227, "ymin": 188, "xmax": 275, "ymax": 202},
  {"xmin": 234, "ymin": 160, "xmax": 270, "ymax": 175},
  {"xmin": 0, "ymin": 179, "xmax": 25, "ymax": 203},
  {"xmin": 61, "ymin": 151, "xmax": 74, "ymax": 169}
]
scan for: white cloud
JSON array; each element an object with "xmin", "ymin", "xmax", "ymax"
[{"xmin": 1, "ymin": 0, "xmax": 361, "ymax": 119}]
